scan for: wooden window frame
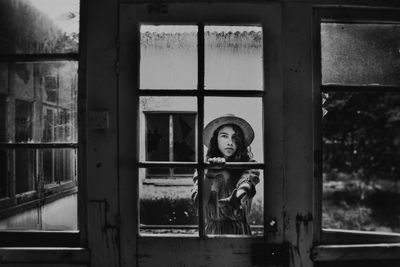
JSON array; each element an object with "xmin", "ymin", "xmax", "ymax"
[
  {"xmin": 312, "ymin": 6, "xmax": 400, "ymax": 263},
  {"xmin": 118, "ymin": 3, "xmax": 284, "ymax": 266},
  {"xmin": 0, "ymin": 2, "xmax": 86, "ymax": 249}
]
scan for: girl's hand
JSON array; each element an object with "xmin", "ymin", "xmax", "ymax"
[
  {"xmin": 218, "ymin": 189, "xmax": 242, "ymax": 210},
  {"xmin": 206, "ymin": 157, "xmax": 225, "ymax": 178}
]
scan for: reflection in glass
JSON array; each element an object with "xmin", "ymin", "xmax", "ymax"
[
  {"xmin": 323, "ymin": 92, "xmax": 400, "ymax": 233},
  {"xmin": 139, "ymin": 96, "xmax": 197, "ymax": 163},
  {"xmin": 1, "ymin": 61, "xmax": 78, "ymax": 143},
  {"xmin": 205, "ymin": 97, "xmax": 263, "ymax": 163},
  {"xmin": 42, "ymin": 149, "xmax": 77, "ymax": 186},
  {"xmin": 321, "ymin": 23, "xmax": 400, "ymax": 86},
  {"xmin": 15, "ymin": 150, "xmax": 36, "ymax": 194},
  {"xmin": 140, "ymin": 25, "xmax": 197, "ymax": 89},
  {"xmin": 0, "ymin": 149, "xmax": 7, "ymax": 198},
  {"xmin": 139, "ymin": 168, "xmax": 198, "ymax": 235},
  {"xmin": 0, "ymin": 148, "xmax": 78, "ymax": 230},
  {"xmin": 205, "ymin": 26, "xmax": 263, "ymax": 90},
  {"xmin": 0, "ymin": 63, "xmax": 8, "ymax": 94},
  {"xmin": 0, "ymin": 0, "xmax": 79, "ymax": 54}
]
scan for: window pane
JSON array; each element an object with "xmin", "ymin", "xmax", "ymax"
[
  {"xmin": 140, "ymin": 25, "xmax": 197, "ymax": 89},
  {"xmin": 173, "ymin": 114, "xmax": 196, "ymax": 162},
  {"xmin": 205, "ymin": 26, "xmax": 263, "ymax": 90},
  {"xmin": 321, "ymin": 23, "xmax": 400, "ymax": 86},
  {"xmin": 323, "ymin": 92, "xmax": 400, "ymax": 233},
  {"xmin": 205, "ymin": 97, "xmax": 263, "ymax": 163},
  {"xmin": 0, "ymin": 149, "xmax": 7, "ymax": 198},
  {"xmin": 15, "ymin": 149, "xmax": 36, "ymax": 194},
  {"xmin": 1, "ymin": 61, "xmax": 78, "ymax": 143},
  {"xmin": 145, "ymin": 114, "xmax": 169, "ymax": 162},
  {"xmin": 0, "ymin": 63, "xmax": 8, "ymax": 95},
  {"xmin": 202, "ymin": 168, "xmax": 264, "ymax": 236},
  {"xmin": 0, "ymin": 0, "xmax": 79, "ymax": 54},
  {"xmin": 140, "ymin": 168, "xmax": 198, "ymax": 235},
  {"xmin": 42, "ymin": 148, "xmax": 77, "ymax": 186},
  {"xmin": 139, "ymin": 96, "xmax": 197, "ymax": 163},
  {"xmin": 0, "ymin": 148, "xmax": 78, "ymax": 230},
  {"xmin": 15, "ymin": 100, "xmax": 33, "ymax": 143}
]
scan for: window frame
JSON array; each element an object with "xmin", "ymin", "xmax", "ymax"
[
  {"xmin": 313, "ymin": 7, "xmax": 400, "ymax": 247},
  {"xmin": 0, "ymin": 0, "xmax": 86, "ymax": 248},
  {"xmin": 118, "ymin": 2, "xmax": 284, "ymax": 265}
]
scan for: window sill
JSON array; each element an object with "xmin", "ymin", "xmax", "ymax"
[
  {"xmin": 0, "ymin": 247, "xmax": 89, "ymax": 264},
  {"xmin": 311, "ymin": 243, "xmax": 400, "ymax": 262},
  {"xmin": 143, "ymin": 177, "xmax": 193, "ymax": 186}
]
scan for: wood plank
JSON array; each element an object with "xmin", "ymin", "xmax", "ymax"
[
  {"xmin": 312, "ymin": 244, "xmax": 400, "ymax": 262},
  {"xmin": 0, "ymin": 248, "xmax": 89, "ymax": 263}
]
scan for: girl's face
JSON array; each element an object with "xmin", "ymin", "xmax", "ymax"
[{"xmin": 217, "ymin": 126, "xmax": 237, "ymax": 159}]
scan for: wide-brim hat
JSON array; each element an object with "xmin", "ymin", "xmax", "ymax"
[{"xmin": 203, "ymin": 114, "xmax": 254, "ymax": 148}]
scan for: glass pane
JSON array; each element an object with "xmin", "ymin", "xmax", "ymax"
[
  {"xmin": 0, "ymin": 0, "xmax": 79, "ymax": 54},
  {"xmin": 15, "ymin": 149, "xmax": 36, "ymax": 194},
  {"xmin": 0, "ymin": 149, "xmax": 7, "ymax": 198},
  {"xmin": 0, "ymin": 148, "xmax": 78, "ymax": 230},
  {"xmin": 42, "ymin": 148, "xmax": 77, "ymax": 187},
  {"xmin": 140, "ymin": 25, "xmax": 197, "ymax": 89},
  {"xmin": 140, "ymin": 168, "xmax": 198, "ymax": 235},
  {"xmin": 2, "ymin": 61, "xmax": 78, "ymax": 143},
  {"xmin": 321, "ymin": 23, "xmax": 400, "ymax": 86},
  {"xmin": 139, "ymin": 97, "xmax": 197, "ymax": 163},
  {"xmin": 15, "ymin": 100, "xmax": 33, "ymax": 143},
  {"xmin": 201, "ymin": 168, "xmax": 264, "ymax": 236},
  {"xmin": 205, "ymin": 26, "xmax": 263, "ymax": 90},
  {"xmin": 323, "ymin": 92, "xmax": 400, "ymax": 233},
  {"xmin": 204, "ymin": 97, "xmax": 263, "ymax": 163},
  {"xmin": 145, "ymin": 114, "xmax": 169, "ymax": 161},
  {"xmin": 0, "ymin": 63, "xmax": 8, "ymax": 94},
  {"xmin": 173, "ymin": 114, "xmax": 196, "ymax": 162}
]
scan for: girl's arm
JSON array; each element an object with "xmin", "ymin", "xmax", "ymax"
[{"xmin": 235, "ymin": 168, "xmax": 260, "ymax": 199}]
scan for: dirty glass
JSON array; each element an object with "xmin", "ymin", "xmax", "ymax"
[
  {"xmin": 322, "ymin": 92, "xmax": 400, "ymax": 233},
  {"xmin": 0, "ymin": 0, "xmax": 79, "ymax": 54},
  {"xmin": 0, "ymin": 61, "xmax": 78, "ymax": 143},
  {"xmin": 139, "ymin": 168, "xmax": 198, "ymax": 235},
  {"xmin": 205, "ymin": 26, "xmax": 263, "ymax": 90},
  {"xmin": 0, "ymin": 148, "xmax": 78, "ymax": 230},
  {"xmin": 140, "ymin": 25, "xmax": 197, "ymax": 89},
  {"xmin": 321, "ymin": 23, "xmax": 400, "ymax": 86}
]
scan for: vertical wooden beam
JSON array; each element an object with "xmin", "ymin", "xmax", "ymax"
[
  {"xmin": 86, "ymin": 0, "xmax": 120, "ymax": 266},
  {"xmin": 282, "ymin": 3, "xmax": 315, "ymax": 267},
  {"xmin": 118, "ymin": 3, "xmax": 139, "ymax": 267}
]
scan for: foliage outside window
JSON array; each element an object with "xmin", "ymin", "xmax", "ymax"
[{"xmin": 321, "ymin": 22, "xmax": 400, "ymax": 234}]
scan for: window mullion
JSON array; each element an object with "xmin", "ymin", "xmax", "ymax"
[
  {"xmin": 197, "ymin": 23, "xmax": 205, "ymax": 238},
  {"xmin": 169, "ymin": 114, "xmax": 174, "ymax": 178}
]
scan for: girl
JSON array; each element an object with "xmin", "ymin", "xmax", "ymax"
[{"xmin": 191, "ymin": 114, "xmax": 260, "ymax": 235}]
